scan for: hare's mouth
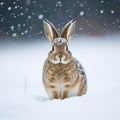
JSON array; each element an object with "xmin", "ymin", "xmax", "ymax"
[{"xmin": 50, "ymin": 55, "xmax": 71, "ymax": 64}]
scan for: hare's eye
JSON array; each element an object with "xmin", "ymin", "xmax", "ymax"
[
  {"xmin": 66, "ymin": 46, "xmax": 68, "ymax": 51},
  {"xmin": 52, "ymin": 46, "xmax": 54, "ymax": 51}
]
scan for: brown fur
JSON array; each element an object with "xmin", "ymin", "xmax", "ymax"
[
  {"xmin": 43, "ymin": 19, "xmax": 87, "ymax": 99},
  {"xmin": 43, "ymin": 59, "xmax": 87, "ymax": 99}
]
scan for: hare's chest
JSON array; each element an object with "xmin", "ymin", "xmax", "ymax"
[
  {"xmin": 55, "ymin": 69, "xmax": 65, "ymax": 77},
  {"xmin": 45, "ymin": 61, "xmax": 78, "ymax": 80},
  {"xmin": 54, "ymin": 64, "xmax": 77, "ymax": 81},
  {"xmin": 48, "ymin": 64, "xmax": 69, "ymax": 78}
]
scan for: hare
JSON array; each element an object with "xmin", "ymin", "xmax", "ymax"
[{"xmin": 42, "ymin": 19, "xmax": 87, "ymax": 99}]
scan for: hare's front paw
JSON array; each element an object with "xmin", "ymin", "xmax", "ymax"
[
  {"xmin": 47, "ymin": 89, "xmax": 59, "ymax": 99},
  {"xmin": 61, "ymin": 90, "xmax": 69, "ymax": 99}
]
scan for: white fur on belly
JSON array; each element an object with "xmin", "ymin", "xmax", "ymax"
[{"xmin": 68, "ymin": 85, "xmax": 79, "ymax": 97}]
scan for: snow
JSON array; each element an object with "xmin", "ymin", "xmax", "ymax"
[
  {"xmin": 111, "ymin": 10, "xmax": 114, "ymax": 14},
  {"xmin": 13, "ymin": 2, "xmax": 16, "ymax": 5},
  {"xmin": 20, "ymin": 13, "xmax": 24, "ymax": 16},
  {"xmin": 12, "ymin": 33, "xmax": 17, "ymax": 37},
  {"xmin": 10, "ymin": 26, "xmax": 14, "ymax": 31},
  {"xmin": 17, "ymin": 24, "xmax": 21, "ymax": 27},
  {"xmin": 0, "ymin": 35, "xmax": 120, "ymax": 120},
  {"xmin": 100, "ymin": 10, "xmax": 104, "ymax": 14},
  {"xmin": 38, "ymin": 14, "xmax": 44, "ymax": 20},
  {"xmin": 26, "ymin": 0, "xmax": 31, "ymax": 5},
  {"xmin": 8, "ymin": 7, "xmax": 12, "ymax": 11},
  {"xmin": 116, "ymin": 19, "xmax": 120, "ymax": 23},
  {"xmin": 56, "ymin": 1, "xmax": 62, "ymax": 7},
  {"xmin": 0, "ymin": 2, "xmax": 4, "ymax": 5},
  {"xmin": 80, "ymin": 11, "xmax": 84, "ymax": 16},
  {"xmin": 1, "ymin": 19, "xmax": 4, "ymax": 22},
  {"xmin": 80, "ymin": 27, "xmax": 83, "ymax": 31},
  {"xmin": 24, "ymin": 30, "xmax": 28, "ymax": 34},
  {"xmin": 13, "ymin": 15, "xmax": 17, "ymax": 18},
  {"xmin": 28, "ymin": 16, "xmax": 31, "ymax": 19},
  {"xmin": 101, "ymin": 0, "xmax": 104, "ymax": 3},
  {"xmin": 79, "ymin": 3, "xmax": 84, "ymax": 7},
  {"xmin": 21, "ymin": 32, "xmax": 24, "ymax": 35}
]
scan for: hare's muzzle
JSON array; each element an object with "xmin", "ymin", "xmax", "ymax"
[
  {"xmin": 56, "ymin": 53, "xmax": 65, "ymax": 62},
  {"xmin": 58, "ymin": 53, "xmax": 63, "ymax": 59}
]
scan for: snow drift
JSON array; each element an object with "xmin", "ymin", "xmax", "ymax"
[{"xmin": 0, "ymin": 35, "xmax": 120, "ymax": 120}]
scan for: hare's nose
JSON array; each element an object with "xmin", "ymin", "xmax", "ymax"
[{"xmin": 58, "ymin": 53, "xmax": 63, "ymax": 59}]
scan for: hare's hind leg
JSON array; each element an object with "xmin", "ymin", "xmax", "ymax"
[
  {"xmin": 61, "ymin": 88, "xmax": 70, "ymax": 99},
  {"xmin": 44, "ymin": 81, "xmax": 59, "ymax": 99},
  {"xmin": 60, "ymin": 77, "xmax": 71, "ymax": 99},
  {"xmin": 78, "ymin": 81, "xmax": 87, "ymax": 96}
]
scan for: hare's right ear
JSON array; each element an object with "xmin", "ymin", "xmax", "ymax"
[
  {"xmin": 61, "ymin": 19, "xmax": 76, "ymax": 42},
  {"xmin": 43, "ymin": 19, "xmax": 59, "ymax": 44}
]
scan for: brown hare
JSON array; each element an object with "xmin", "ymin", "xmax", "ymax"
[{"xmin": 43, "ymin": 19, "xmax": 87, "ymax": 99}]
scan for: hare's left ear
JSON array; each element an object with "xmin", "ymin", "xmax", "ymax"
[
  {"xmin": 61, "ymin": 19, "xmax": 76, "ymax": 42},
  {"xmin": 43, "ymin": 19, "xmax": 59, "ymax": 44}
]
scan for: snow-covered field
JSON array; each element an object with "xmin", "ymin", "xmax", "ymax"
[{"xmin": 0, "ymin": 35, "xmax": 120, "ymax": 120}]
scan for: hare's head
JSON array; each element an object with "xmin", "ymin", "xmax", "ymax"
[{"xmin": 43, "ymin": 19, "xmax": 76, "ymax": 64}]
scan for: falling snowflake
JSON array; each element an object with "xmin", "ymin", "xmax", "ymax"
[
  {"xmin": 111, "ymin": 10, "xmax": 114, "ymax": 14},
  {"xmin": 14, "ymin": 6, "xmax": 18, "ymax": 9},
  {"xmin": 100, "ymin": 10, "xmax": 104, "ymax": 14},
  {"xmin": 75, "ymin": 34, "xmax": 78, "ymax": 37},
  {"xmin": 13, "ymin": 2, "xmax": 16, "ymax": 4},
  {"xmin": 80, "ymin": 11, "xmax": 84, "ymax": 16},
  {"xmin": 23, "ymin": 24, "xmax": 26, "ymax": 26},
  {"xmin": 20, "ymin": 6, "xmax": 23, "ymax": 9},
  {"xmin": 112, "ymin": 21, "xmax": 115, "ymax": 25},
  {"xmin": 10, "ymin": 26, "xmax": 14, "ymax": 31},
  {"xmin": 40, "ymin": 31, "xmax": 43, "ymax": 34},
  {"xmin": 116, "ymin": 19, "xmax": 120, "ymax": 23},
  {"xmin": 17, "ymin": 24, "xmax": 21, "ymax": 27},
  {"xmin": 26, "ymin": 0, "xmax": 31, "ymax": 5},
  {"xmin": 33, "ymin": 1, "xmax": 36, "ymax": 4},
  {"xmin": 24, "ymin": 30, "xmax": 28, "ymax": 34},
  {"xmin": 0, "ymin": 2, "xmax": 4, "ymax": 5},
  {"xmin": 8, "ymin": 7, "xmax": 12, "ymax": 11},
  {"xmin": 20, "ymin": 13, "xmax": 24, "ymax": 16},
  {"xmin": 14, "ymin": 15, "xmax": 16, "ymax": 18},
  {"xmin": 12, "ymin": 33, "xmax": 17, "ymax": 37},
  {"xmin": 80, "ymin": 27, "xmax": 83, "ymax": 31},
  {"xmin": 56, "ymin": 1, "xmax": 62, "ymax": 7},
  {"xmin": 38, "ymin": 14, "xmax": 44, "ymax": 20},
  {"xmin": 21, "ymin": 32, "xmax": 24, "ymax": 35},
  {"xmin": 66, "ymin": 10, "xmax": 69, "ymax": 13},
  {"xmin": 28, "ymin": 16, "xmax": 31, "ymax": 19},
  {"xmin": 80, "ymin": 3, "xmax": 84, "ymax": 7},
  {"xmin": 1, "ymin": 19, "xmax": 4, "ymax": 22},
  {"xmin": 101, "ymin": 0, "xmax": 104, "ymax": 3},
  {"xmin": 32, "ymin": 12, "xmax": 35, "ymax": 15}
]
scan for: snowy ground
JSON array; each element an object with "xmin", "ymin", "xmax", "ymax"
[{"xmin": 0, "ymin": 35, "xmax": 120, "ymax": 120}]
